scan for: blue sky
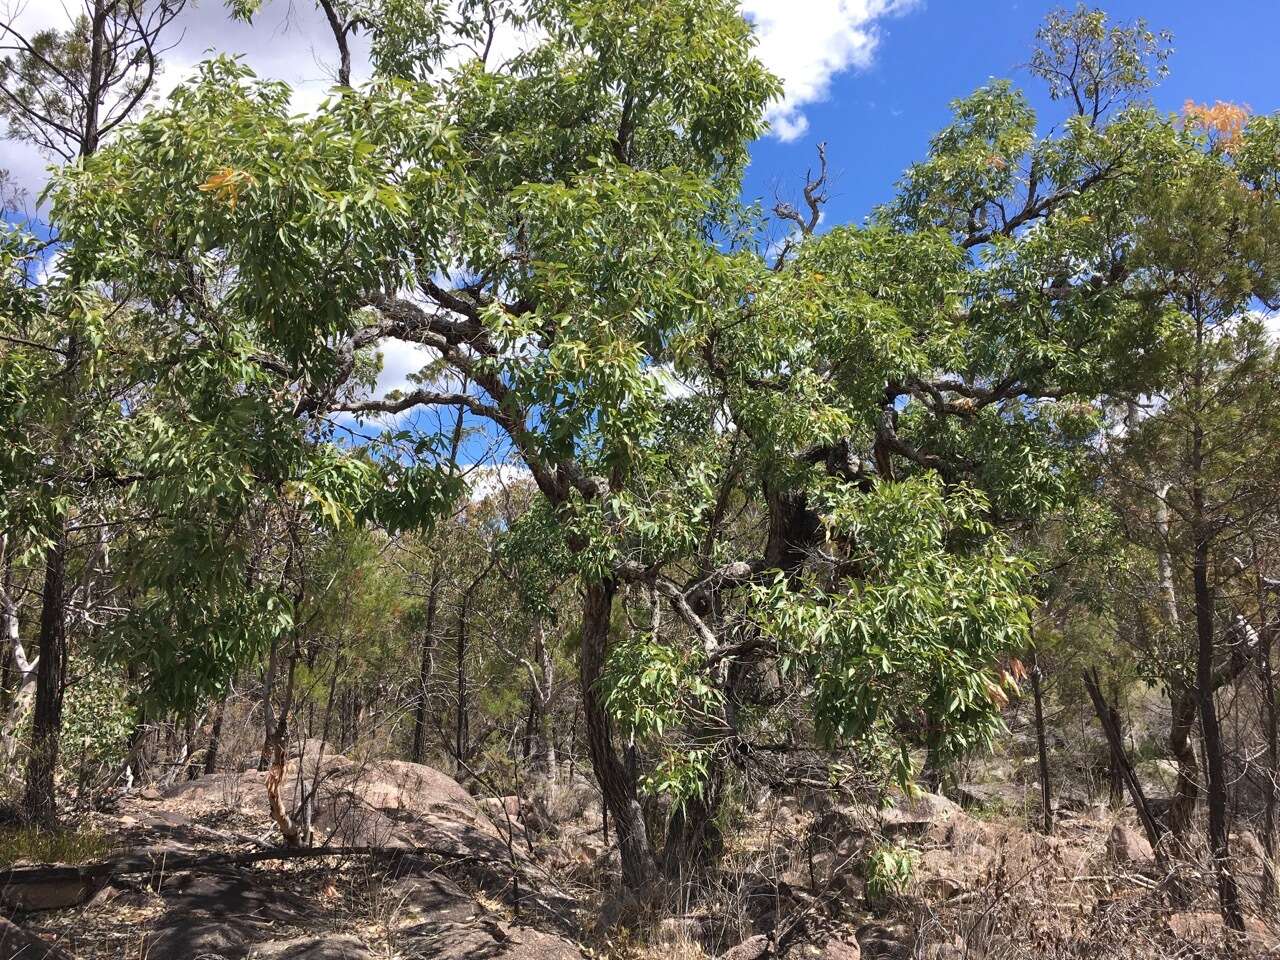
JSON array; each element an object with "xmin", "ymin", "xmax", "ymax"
[{"xmin": 744, "ymin": 0, "xmax": 1280, "ymax": 231}]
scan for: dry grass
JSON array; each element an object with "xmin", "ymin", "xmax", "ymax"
[{"xmin": 0, "ymin": 823, "xmax": 112, "ymax": 866}]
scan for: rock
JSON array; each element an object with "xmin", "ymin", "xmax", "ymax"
[
  {"xmin": 248, "ymin": 935, "xmax": 374, "ymax": 959},
  {"xmin": 0, "ymin": 873, "xmax": 103, "ymax": 911},
  {"xmin": 1168, "ymin": 911, "xmax": 1276, "ymax": 949},
  {"xmin": 856, "ymin": 921, "xmax": 912, "ymax": 960},
  {"xmin": 917, "ymin": 876, "xmax": 962, "ymax": 900},
  {"xmin": 953, "ymin": 782, "xmax": 1028, "ymax": 812},
  {"xmin": 0, "ymin": 918, "xmax": 73, "ymax": 960},
  {"xmin": 795, "ymin": 808, "xmax": 872, "ymax": 892},
  {"xmin": 142, "ymin": 870, "xmax": 314, "ymax": 960},
  {"xmin": 822, "ymin": 938, "xmax": 860, "ymax": 960},
  {"xmin": 741, "ymin": 875, "xmax": 797, "ymax": 934},
  {"xmin": 289, "ymin": 738, "xmax": 336, "ymax": 761},
  {"xmin": 158, "ymin": 868, "xmax": 310, "ymax": 921},
  {"xmin": 480, "ymin": 795, "xmax": 556, "ymax": 839},
  {"xmin": 140, "ymin": 786, "xmax": 162, "ymax": 801},
  {"xmin": 379, "ymin": 874, "xmax": 482, "ymax": 925},
  {"xmin": 879, "ymin": 792, "xmax": 961, "ymax": 835},
  {"xmin": 143, "ymin": 918, "xmax": 261, "ymax": 960},
  {"xmin": 1106, "ymin": 823, "xmax": 1154, "ymax": 865},
  {"xmin": 720, "ymin": 934, "xmax": 770, "ymax": 960},
  {"xmin": 308, "ymin": 788, "xmax": 413, "ymax": 848},
  {"xmin": 396, "ymin": 915, "xmax": 580, "ymax": 960}
]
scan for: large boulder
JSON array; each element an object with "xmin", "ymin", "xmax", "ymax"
[{"xmin": 164, "ymin": 756, "xmax": 501, "ymax": 854}]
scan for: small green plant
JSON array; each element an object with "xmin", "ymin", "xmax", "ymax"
[
  {"xmin": 865, "ymin": 841, "xmax": 919, "ymax": 900},
  {"xmin": 0, "ymin": 825, "xmax": 112, "ymax": 866}
]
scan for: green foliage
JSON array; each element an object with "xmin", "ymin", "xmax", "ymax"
[
  {"xmin": 603, "ymin": 634, "xmax": 724, "ymax": 742},
  {"xmin": 1028, "ymin": 5, "xmax": 1172, "ymax": 117},
  {"xmin": 865, "ymin": 840, "xmax": 920, "ymax": 900},
  {"xmin": 751, "ymin": 477, "xmax": 1033, "ymax": 778},
  {"xmin": 60, "ymin": 655, "xmax": 134, "ymax": 778},
  {"xmin": 11, "ymin": 0, "xmax": 1280, "ymax": 858}
]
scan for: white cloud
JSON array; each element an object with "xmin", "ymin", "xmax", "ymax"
[
  {"xmin": 741, "ymin": 0, "xmax": 918, "ymax": 141},
  {"xmin": 463, "ymin": 463, "xmax": 533, "ymax": 504},
  {"xmin": 374, "ymin": 338, "xmax": 435, "ymax": 397},
  {"xmin": 1252, "ymin": 307, "xmax": 1280, "ymax": 342}
]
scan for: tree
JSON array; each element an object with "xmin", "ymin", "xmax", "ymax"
[
  {"xmin": 1104, "ymin": 106, "xmax": 1280, "ymax": 928},
  {"xmin": 0, "ymin": 0, "xmax": 190, "ymax": 823},
  {"xmin": 44, "ymin": 2, "xmax": 1277, "ymax": 896}
]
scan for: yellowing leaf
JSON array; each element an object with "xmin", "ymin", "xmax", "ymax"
[{"xmin": 198, "ymin": 166, "xmax": 256, "ymax": 210}]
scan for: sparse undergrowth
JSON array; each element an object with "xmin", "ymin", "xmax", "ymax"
[{"xmin": 0, "ymin": 823, "xmax": 112, "ymax": 866}]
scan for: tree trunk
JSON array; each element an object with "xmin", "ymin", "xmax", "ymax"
[
  {"xmin": 263, "ymin": 642, "xmax": 301, "ymax": 848},
  {"xmin": 660, "ymin": 767, "xmax": 725, "ymax": 883},
  {"xmin": 1107, "ymin": 700, "xmax": 1125, "ymax": 810},
  {"xmin": 1253, "ymin": 600, "xmax": 1280, "ymax": 914},
  {"xmin": 411, "ymin": 569, "xmax": 441, "ymax": 765},
  {"xmin": 1261, "ymin": 631, "xmax": 1279, "ymax": 913},
  {"xmin": 0, "ymin": 538, "xmax": 38, "ymax": 773},
  {"xmin": 1030, "ymin": 654, "xmax": 1052, "ymax": 834},
  {"xmin": 1191, "ymin": 501, "xmax": 1244, "ymax": 931},
  {"xmin": 23, "ymin": 534, "xmax": 67, "ymax": 825},
  {"xmin": 1167, "ymin": 684, "xmax": 1199, "ymax": 843},
  {"xmin": 1083, "ymin": 668, "xmax": 1164, "ymax": 854},
  {"xmin": 413, "ymin": 406, "xmax": 463, "ymax": 766},
  {"xmin": 524, "ymin": 622, "xmax": 557, "ymax": 803},
  {"xmin": 579, "ymin": 580, "xmax": 655, "ymax": 891},
  {"xmin": 454, "ymin": 589, "xmax": 468, "ymax": 775},
  {"xmin": 204, "ymin": 695, "xmax": 226, "ymax": 776}
]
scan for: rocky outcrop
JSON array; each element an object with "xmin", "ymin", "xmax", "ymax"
[
  {"xmin": 16, "ymin": 756, "xmax": 582, "ymax": 959},
  {"xmin": 136, "ymin": 865, "xmax": 578, "ymax": 960}
]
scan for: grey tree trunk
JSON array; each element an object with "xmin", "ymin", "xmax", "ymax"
[
  {"xmin": 1030, "ymin": 654, "xmax": 1052, "ymax": 834},
  {"xmin": 0, "ymin": 537, "xmax": 38, "ymax": 774},
  {"xmin": 579, "ymin": 580, "xmax": 656, "ymax": 891}
]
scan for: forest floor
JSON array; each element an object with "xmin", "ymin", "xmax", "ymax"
[{"xmin": 1, "ymin": 744, "xmax": 1277, "ymax": 959}]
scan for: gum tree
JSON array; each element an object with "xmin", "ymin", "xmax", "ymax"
[{"xmin": 46, "ymin": 2, "xmax": 1263, "ymax": 892}]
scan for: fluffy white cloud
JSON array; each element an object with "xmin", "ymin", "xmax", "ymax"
[
  {"xmin": 742, "ymin": 0, "xmax": 917, "ymax": 141},
  {"xmin": 374, "ymin": 338, "xmax": 435, "ymax": 397}
]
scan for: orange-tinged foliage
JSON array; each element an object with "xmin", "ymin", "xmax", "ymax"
[
  {"xmin": 1183, "ymin": 100, "xmax": 1251, "ymax": 151},
  {"xmin": 198, "ymin": 166, "xmax": 256, "ymax": 210}
]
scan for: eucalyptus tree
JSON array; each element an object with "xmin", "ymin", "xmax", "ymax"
[
  {"xmin": 51, "ymin": 0, "xmax": 775, "ymax": 886},
  {"xmin": 0, "ymin": 0, "xmax": 445, "ymax": 823},
  {"xmin": 43, "ymin": 1, "xmax": 1259, "ymax": 893}
]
